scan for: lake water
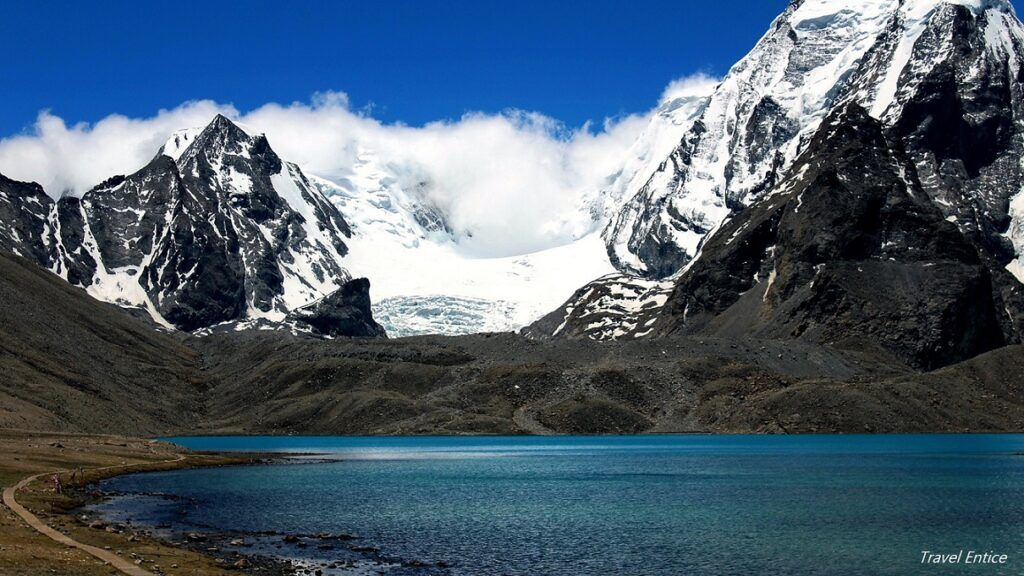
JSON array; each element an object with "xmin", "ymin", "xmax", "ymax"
[{"xmin": 93, "ymin": 435, "xmax": 1024, "ymax": 575}]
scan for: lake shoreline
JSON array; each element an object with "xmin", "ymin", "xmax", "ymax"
[
  {"xmin": 0, "ymin": 429, "xmax": 305, "ymax": 575},
  {"xmin": 76, "ymin": 459, "xmax": 315, "ymax": 575},
  {"xmin": 88, "ymin": 456, "xmax": 454, "ymax": 575}
]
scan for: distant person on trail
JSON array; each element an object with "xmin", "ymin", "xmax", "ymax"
[{"xmin": 52, "ymin": 472, "xmax": 62, "ymax": 495}]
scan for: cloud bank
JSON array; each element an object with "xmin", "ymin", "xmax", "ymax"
[{"xmin": 0, "ymin": 75, "xmax": 712, "ymax": 257}]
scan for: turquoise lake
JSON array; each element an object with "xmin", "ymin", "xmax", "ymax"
[{"xmin": 93, "ymin": 435, "xmax": 1024, "ymax": 575}]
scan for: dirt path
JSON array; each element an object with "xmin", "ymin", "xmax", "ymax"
[{"xmin": 2, "ymin": 454, "xmax": 186, "ymax": 576}]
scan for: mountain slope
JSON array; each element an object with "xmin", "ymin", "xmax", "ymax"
[
  {"xmin": 874, "ymin": 1, "xmax": 1024, "ymax": 284},
  {"xmin": 0, "ymin": 252, "xmax": 202, "ymax": 433},
  {"xmin": 651, "ymin": 104, "xmax": 1016, "ymax": 370}
]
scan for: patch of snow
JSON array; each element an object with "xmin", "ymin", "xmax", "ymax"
[
  {"xmin": 762, "ymin": 267, "xmax": 778, "ymax": 303},
  {"xmin": 544, "ymin": 273, "xmax": 673, "ymax": 340},
  {"xmin": 159, "ymin": 128, "xmax": 202, "ymax": 161},
  {"xmin": 1007, "ymin": 187, "xmax": 1024, "ymax": 284},
  {"xmin": 1007, "ymin": 259, "xmax": 1024, "ymax": 283}
]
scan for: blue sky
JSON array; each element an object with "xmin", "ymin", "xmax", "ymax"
[{"xmin": 1, "ymin": 0, "xmax": 796, "ymax": 136}]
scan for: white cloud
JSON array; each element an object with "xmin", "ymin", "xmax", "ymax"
[
  {"xmin": 239, "ymin": 95, "xmax": 650, "ymax": 256},
  {"xmin": 660, "ymin": 72, "xmax": 720, "ymax": 103},
  {"xmin": 0, "ymin": 102, "xmax": 237, "ymax": 197},
  {"xmin": 0, "ymin": 84, "xmax": 691, "ymax": 257}
]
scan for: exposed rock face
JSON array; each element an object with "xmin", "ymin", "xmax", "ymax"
[
  {"xmin": 0, "ymin": 115, "xmax": 382, "ymax": 335},
  {"xmin": 286, "ymin": 278, "xmax": 387, "ymax": 338},
  {"xmin": 875, "ymin": 3, "xmax": 1024, "ymax": 328},
  {"xmin": 0, "ymin": 174, "xmax": 52, "ymax": 265},
  {"xmin": 652, "ymin": 104, "xmax": 1015, "ymax": 370}
]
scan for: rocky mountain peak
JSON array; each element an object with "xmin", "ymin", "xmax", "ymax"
[
  {"xmin": 0, "ymin": 114, "xmax": 383, "ymax": 336},
  {"xmin": 601, "ymin": 0, "xmax": 1024, "ymax": 281},
  {"xmin": 176, "ymin": 115, "xmax": 278, "ymax": 172},
  {"xmin": 158, "ymin": 128, "xmax": 201, "ymax": 161}
]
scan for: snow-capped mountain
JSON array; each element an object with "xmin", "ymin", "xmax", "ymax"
[
  {"xmin": 535, "ymin": 0, "xmax": 1024, "ymax": 368},
  {"xmin": 602, "ymin": 0, "xmax": 1024, "ymax": 281},
  {"xmin": 604, "ymin": 0, "xmax": 899, "ymax": 278},
  {"xmin": 0, "ymin": 115, "xmax": 382, "ymax": 336}
]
